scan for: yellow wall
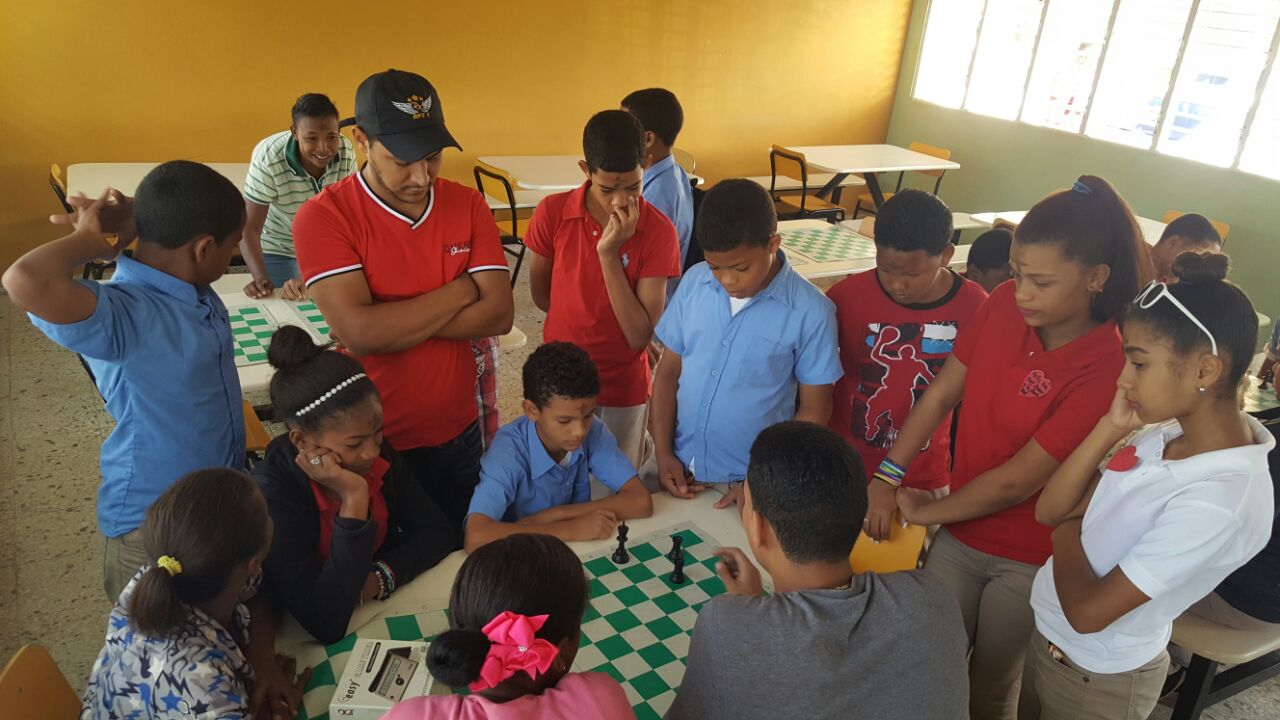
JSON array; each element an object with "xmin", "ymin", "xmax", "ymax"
[{"xmin": 0, "ymin": 1, "xmax": 912, "ymax": 271}]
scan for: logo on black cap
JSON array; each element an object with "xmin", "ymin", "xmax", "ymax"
[{"xmin": 392, "ymin": 95, "xmax": 433, "ymax": 120}]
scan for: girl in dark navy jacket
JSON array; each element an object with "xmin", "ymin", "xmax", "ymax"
[{"xmin": 252, "ymin": 325, "xmax": 454, "ymax": 643}]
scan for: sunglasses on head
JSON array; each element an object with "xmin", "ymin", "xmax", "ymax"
[{"xmin": 1132, "ymin": 281, "xmax": 1218, "ymax": 356}]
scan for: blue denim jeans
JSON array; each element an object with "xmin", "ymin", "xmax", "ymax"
[{"xmin": 262, "ymin": 253, "xmax": 299, "ymax": 287}]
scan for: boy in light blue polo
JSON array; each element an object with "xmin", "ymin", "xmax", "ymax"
[
  {"xmin": 653, "ymin": 179, "xmax": 842, "ymax": 510},
  {"xmin": 463, "ymin": 342, "xmax": 654, "ymax": 552},
  {"xmin": 622, "ymin": 88, "xmax": 694, "ymax": 296},
  {"xmin": 2, "ymin": 161, "xmax": 248, "ymax": 601}
]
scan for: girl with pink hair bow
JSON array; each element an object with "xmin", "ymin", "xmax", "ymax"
[{"xmin": 383, "ymin": 533, "xmax": 635, "ymax": 719}]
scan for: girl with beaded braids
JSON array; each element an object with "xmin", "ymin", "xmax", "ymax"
[{"xmin": 249, "ymin": 325, "xmax": 455, "ymax": 645}]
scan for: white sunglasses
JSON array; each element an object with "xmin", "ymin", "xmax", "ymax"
[{"xmin": 1132, "ymin": 281, "xmax": 1218, "ymax": 356}]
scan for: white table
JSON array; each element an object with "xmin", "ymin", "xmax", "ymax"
[
  {"xmin": 210, "ymin": 275, "xmax": 527, "ymax": 394},
  {"xmin": 780, "ymin": 144, "xmax": 961, "ymax": 208},
  {"xmin": 478, "ymin": 155, "xmax": 703, "ymax": 193},
  {"xmin": 476, "ymin": 155, "xmax": 585, "ymax": 191},
  {"xmin": 275, "ymin": 491, "xmax": 762, "ymax": 697},
  {"xmin": 779, "ymin": 219, "xmax": 970, "ymax": 280},
  {"xmin": 970, "ymin": 211, "xmax": 1168, "ymax": 247},
  {"xmin": 483, "ymin": 188, "xmax": 557, "ymax": 211},
  {"xmin": 67, "ymin": 162, "xmax": 249, "ymax": 197}
]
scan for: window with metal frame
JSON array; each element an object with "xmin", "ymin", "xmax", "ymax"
[{"xmin": 911, "ymin": 0, "xmax": 1280, "ymax": 179}]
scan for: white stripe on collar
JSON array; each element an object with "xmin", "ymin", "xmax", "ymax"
[{"xmin": 357, "ymin": 170, "xmax": 435, "ymax": 229}]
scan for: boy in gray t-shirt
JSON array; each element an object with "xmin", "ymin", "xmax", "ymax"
[{"xmin": 666, "ymin": 422, "xmax": 969, "ymax": 720}]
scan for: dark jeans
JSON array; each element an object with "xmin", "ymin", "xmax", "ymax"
[{"xmin": 400, "ymin": 421, "xmax": 483, "ymax": 549}]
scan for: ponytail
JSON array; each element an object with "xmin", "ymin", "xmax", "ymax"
[
  {"xmin": 1015, "ymin": 175, "xmax": 1148, "ymax": 322},
  {"xmin": 426, "ymin": 628, "xmax": 493, "ymax": 688},
  {"xmin": 128, "ymin": 469, "xmax": 267, "ymax": 636}
]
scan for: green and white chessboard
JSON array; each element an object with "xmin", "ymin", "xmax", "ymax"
[
  {"xmin": 290, "ymin": 301, "xmax": 332, "ymax": 340},
  {"xmin": 781, "ymin": 225, "xmax": 876, "ymax": 264},
  {"xmin": 228, "ymin": 305, "xmax": 279, "ymax": 366},
  {"xmin": 294, "ymin": 523, "xmax": 725, "ymax": 720}
]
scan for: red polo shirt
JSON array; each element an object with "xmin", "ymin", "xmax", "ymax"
[
  {"xmin": 524, "ymin": 182, "xmax": 680, "ymax": 407},
  {"xmin": 948, "ymin": 282, "xmax": 1123, "ymax": 565},
  {"xmin": 294, "ymin": 173, "xmax": 507, "ymax": 449}
]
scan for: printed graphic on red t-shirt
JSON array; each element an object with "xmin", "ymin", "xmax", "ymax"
[{"xmin": 854, "ymin": 322, "xmax": 956, "ymax": 450}]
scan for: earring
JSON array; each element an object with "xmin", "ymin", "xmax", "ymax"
[{"xmin": 1198, "ymin": 387, "xmax": 1207, "ymax": 395}]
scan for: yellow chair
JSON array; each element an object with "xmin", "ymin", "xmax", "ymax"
[
  {"xmin": 849, "ymin": 514, "xmax": 927, "ymax": 574},
  {"xmin": 51, "ymin": 163, "xmax": 113, "ymax": 280},
  {"xmin": 473, "ymin": 162, "xmax": 532, "ymax": 287},
  {"xmin": 768, "ymin": 145, "xmax": 845, "ymax": 222},
  {"xmin": 672, "ymin": 147, "xmax": 697, "ymax": 175},
  {"xmin": 0, "ymin": 645, "xmax": 81, "ymax": 720},
  {"xmin": 1161, "ymin": 210, "xmax": 1230, "ymax": 244},
  {"xmin": 243, "ymin": 399, "xmax": 271, "ymax": 456},
  {"xmin": 853, "ymin": 142, "xmax": 952, "ymax": 219}
]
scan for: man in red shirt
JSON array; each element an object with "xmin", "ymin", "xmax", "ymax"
[
  {"xmin": 525, "ymin": 110, "xmax": 680, "ymax": 475},
  {"xmin": 294, "ymin": 69, "xmax": 513, "ymax": 542}
]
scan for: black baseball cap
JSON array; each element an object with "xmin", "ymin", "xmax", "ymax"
[{"xmin": 354, "ymin": 69, "xmax": 461, "ymax": 163}]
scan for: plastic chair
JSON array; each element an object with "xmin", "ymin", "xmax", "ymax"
[
  {"xmin": 0, "ymin": 645, "xmax": 81, "ymax": 720},
  {"xmin": 473, "ymin": 162, "xmax": 530, "ymax": 287},
  {"xmin": 849, "ymin": 514, "xmax": 927, "ymax": 574},
  {"xmin": 853, "ymin": 142, "xmax": 952, "ymax": 218},
  {"xmin": 768, "ymin": 145, "xmax": 845, "ymax": 223},
  {"xmin": 1161, "ymin": 210, "xmax": 1230, "ymax": 244},
  {"xmin": 672, "ymin": 147, "xmax": 697, "ymax": 175}
]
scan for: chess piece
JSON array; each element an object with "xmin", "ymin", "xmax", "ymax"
[
  {"xmin": 670, "ymin": 554, "xmax": 686, "ymax": 584},
  {"xmin": 666, "ymin": 535, "xmax": 684, "ymax": 563},
  {"xmin": 612, "ymin": 524, "xmax": 630, "ymax": 564}
]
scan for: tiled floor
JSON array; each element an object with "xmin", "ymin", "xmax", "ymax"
[{"xmin": 1, "ymin": 268, "xmax": 1277, "ymax": 719}]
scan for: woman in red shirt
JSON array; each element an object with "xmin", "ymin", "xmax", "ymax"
[{"xmin": 880, "ymin": 176, "xmax": 1149, "ymax": 720}]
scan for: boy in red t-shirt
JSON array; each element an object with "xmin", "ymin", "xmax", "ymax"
[
  {"xmin": 826, "ymin": 190, "xmax": 987, "ymax": 541},
  {"xmin": 525, "ymin": 110, "xmax": 681, "ymax": 473}
]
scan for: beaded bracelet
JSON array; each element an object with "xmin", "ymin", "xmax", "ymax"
[{"xmin": 372, "ymin": 560, "xmax": 396, "ymax": 601}]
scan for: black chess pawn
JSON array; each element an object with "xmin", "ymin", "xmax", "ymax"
[
  {"xmin": 612, "ymin": 524, "xmax": 630, "ymax": 564},
  {"xmin": 670, "ymin": 554, "xmax": 686, "ymax": 584},
  {"xmin": 667, "ymin": 535, "xmax": 684, "ymax": 563}
]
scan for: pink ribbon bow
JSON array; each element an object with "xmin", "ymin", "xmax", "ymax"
[{"xmin": 469, "ymin": 611, "xmax": 561, "ymax": 692}]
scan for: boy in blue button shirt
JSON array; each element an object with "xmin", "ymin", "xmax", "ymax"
[
  {"xmin": 652, "ymin": 179, "xmax": 842, "ymax": 510},
  {"xmin": 463, "ymin": 341, "xmax": 653, "ymax": 552},
  {"xmin": 3, "ymin": 161, "xmax": 248, "ymax": 601},
  {"xmin": 621, "ymin": 88, "xmax": 694, "ymax": 295}
]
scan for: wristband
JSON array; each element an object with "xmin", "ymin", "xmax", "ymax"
[
  {"xmin": 872, "ymin": 471, "xmax": 903, "ymax": 489},
  {"xmin": 875, "ymin": 459, "xmax": 906, "ymax": 488}
]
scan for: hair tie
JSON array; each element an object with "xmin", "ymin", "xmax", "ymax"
[
  {"xmin": 468, "ymin": 611, "xmax": 560, "ymax": 692},
  {"xmin": 1071, "ymin": 180, "xmax": 1093, "ymax": 197},
  {"xmin": 294, "ymin": 373, "xmax": 367, "ymax": 417},
  {"xmin": 156, "ymin": 555, "xmax": 183, "ymax": 576}
]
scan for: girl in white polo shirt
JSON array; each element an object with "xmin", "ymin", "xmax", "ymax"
[{"xmin": 1024, "ymin": 252, "xmax": 1275, "ymax": 720}]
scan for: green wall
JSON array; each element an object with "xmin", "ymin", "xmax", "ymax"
[{"xmin": 887, "ymin": 0, "xmax": 1280, "ymax": 317}]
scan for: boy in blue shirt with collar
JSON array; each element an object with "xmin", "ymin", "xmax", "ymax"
[
  {"xmin": 3, "ymin": 161, "xmax": 247, "ymax": 601},
  {"xmin": 652, "ymin": 179, "xmax": 842, "ymax": 509},
  {"xmin": 464, "ymin": 341, "xmax": 653, "ymax": 552},
  {"xmin": 622, "ymin": 88, "xmax": 694, "ymax": 295}
]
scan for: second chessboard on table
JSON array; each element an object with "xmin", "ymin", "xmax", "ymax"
[
  {"xmin": 780, "ymin": 224, "xmax": 877, "ymax": 264},
  {"xmin": 228, "ymin": 305, "xmax": 279, "ymax": 366}
]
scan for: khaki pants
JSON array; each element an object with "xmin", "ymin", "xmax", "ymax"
[
  {"xmin": 103, "ymin": 528, "xmax": 148, "ymax": 602},
  {"xmin": 923, "ymin": 528, "xmax": 1039, "ymax": 720},
  {"xmin": 1020, "ymin": 628, "xmax": 1168, "ymax": 720},
  {"xmin": 595, "ymin": 403, "xmax": 654, "ymax": 477}
]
